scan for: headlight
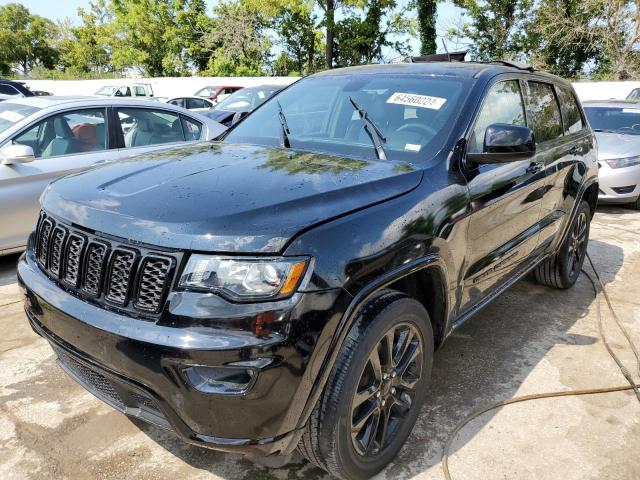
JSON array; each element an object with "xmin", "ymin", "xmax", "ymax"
[
  {"xmin": 178, "ymin": 255, "xmax": 309, "ymax": 300},
  {"xmin": 604, "ymin": 155, "xmax": 640, "ymax": 169}
]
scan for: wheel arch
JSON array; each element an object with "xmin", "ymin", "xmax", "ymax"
[{"xmin": 290, "ymin": 255, "xmax": 449, "ymax": 450}]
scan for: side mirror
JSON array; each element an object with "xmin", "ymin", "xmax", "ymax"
[
  {"xmin": 0, "ymin": 144, "xmax": 35, "ymax": 165},
  {"xmin": 467, "ymin": 123, "xmax": 536, "ymax": 164}
]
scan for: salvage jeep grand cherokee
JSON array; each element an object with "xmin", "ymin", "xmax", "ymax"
[{"xmin": 19, "ymin": 61, "xmax": 598, "ymax": 480}]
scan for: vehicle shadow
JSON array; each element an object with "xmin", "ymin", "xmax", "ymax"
[
  {"xmin": 0, "ymin": 252, "xmax": 20, "ymax": 287},
  {"xmin": 130, "ymin": 238, "xmax": 624, "ymax": 479}
]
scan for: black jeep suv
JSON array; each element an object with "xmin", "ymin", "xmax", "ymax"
[{"xmin": 19, "ymin": 62, "xmax": 598, "ymax": 479}]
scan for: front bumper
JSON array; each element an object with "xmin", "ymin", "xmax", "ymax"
[
  {"xmin": 18, "ymin": 250, "xmax": 349, "ymax": 457},
  {"xmin": 597, "ymin": 161, "xmax": 640, "ymax": 203}
]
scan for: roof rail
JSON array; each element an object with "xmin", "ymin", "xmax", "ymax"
[
  {"xmin": 404, "ymin": 51, "xmax": 468, "ymax": 63},
  {"xmin": 488, "ymin": 60, "xmax": 535, "ymax": 71}
]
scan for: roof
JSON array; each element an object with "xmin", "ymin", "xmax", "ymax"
[
  {"xmin": 583, "ymin": 99, "xmax": 640, "ymax": 107},
  {"xmin": 4, "ymin": 96, "xmax": 167, "ymax": 109},
  {"xmin": 312, "ymin": 61, "xmax": 565, "ymax": 82}
]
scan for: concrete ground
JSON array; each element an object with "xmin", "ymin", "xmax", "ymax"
[{"xmin": 1, "ymin": 206, "xmax": 639, "ymax": 480}]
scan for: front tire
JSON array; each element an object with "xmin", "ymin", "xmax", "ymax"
[
  {"xmin": 533, "ymin": 200, "xmax": 591, "ymax": 289},
  {"xmin": 298, "ymin": 291, "xmax": 434, "ymax": 480}
]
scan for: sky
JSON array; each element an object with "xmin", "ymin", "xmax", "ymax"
[{"xmin": 2, "ymin": 0, "xmax": 467, "ymax": 56}]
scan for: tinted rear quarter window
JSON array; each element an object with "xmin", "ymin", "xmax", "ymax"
[
  {"xmin": 526, "ymin": 81, "xmax": 564, "ymax": 143},
  {"xmin": 556, "ymin": 85, "xmax": 584, "ymax": 134}
]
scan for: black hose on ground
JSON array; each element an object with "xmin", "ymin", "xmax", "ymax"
[{"xmin": 441, "ymin": 252, "xmax": 640, "ymax": 480}]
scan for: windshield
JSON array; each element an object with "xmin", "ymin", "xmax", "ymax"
[
  {"xmin": 225, "ymin": 73, "xmax": 467, "ymax": 162},
  {"xmin": 0, "ymin": 103, "xmax": 40, "ymax": 135},
  {"xmin": 95, "ymin": 86, "xmax": 116, "ymax": 96},
  {"xmin": 584, "ymin": 106, "xmax": 640, "ymax": 135},
  {"xmin": 195, "ymin": 87, "xmax": 219, "ymax": 97},
  {"xmin": 215, "ymin": 87, "xmax": 280, "ymax": 112}
]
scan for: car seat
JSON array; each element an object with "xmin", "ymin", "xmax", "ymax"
[
  {"xmin": 41, "ymin": 117, "xmax": 80, "ymax": 157},
  {"xmin": 125, "ymin": 117, "xmax": 154, "ymax": 147}
]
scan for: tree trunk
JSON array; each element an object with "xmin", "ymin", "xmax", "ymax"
[
  {"xmin": 325, "ymin": 0, "xmax": 334, "ymax": 69},
  {"xmin": 417, "ymin": 0, "xmax": 437, "ymax": 55}
]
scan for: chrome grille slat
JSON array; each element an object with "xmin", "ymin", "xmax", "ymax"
[
  {"xmin": 34, "ymin": 211, "xmax": 176, "ymax": 316},
  {"xmin": 63, "ymin": 234, "xmax": 85, "ymax": 287},
  {"xmin": 37, "ymin": 219, "xmax": 53, "ymax": 267},
  {"xmin": 105, "ymin": 249, "xmax": 136, "ymax": 305},
  {"xmin": 83, "ymin": 242, "xmax": 108, "ymax": 296},
  {"xmin": 135, "ymin": 257, "xmax": 172, "ymax": 313},
  {"xmin": 49, "ymin": 226, "xmax": 67, "ymax": 276}
]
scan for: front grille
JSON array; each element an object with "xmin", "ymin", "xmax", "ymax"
[
  {"xmin": 56, "ymin": 347, "xmax": 124, "ymax": 408},
  {"xmin": 53, "ymin": 346, "xmax": 169, "ymax": 429},
  {"xmin": 34, "ymin": 211, "xmax": 177, "ymax": 316}
]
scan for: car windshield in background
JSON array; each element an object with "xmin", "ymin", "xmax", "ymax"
[
  {"xmin": 195, "ymin": 87, "xmax": 218, "ymax": 97},
  {"xmin": 225, "ymin": 74, "xmax": 467, "ymax": 162},
  {"xmin": 214, "ymin": 87, "xmax": 280, "ymax": 112},
  {"xmin": 95, "ymin": 86, "xmax": 116, "ymax": 96},
  {"xmin": 0, "ymin": 103, "xmax": 40, "ymax": 134},
  {"xmin": 584, "ymin": 106, "xmax": 640, "ymax": 135}
]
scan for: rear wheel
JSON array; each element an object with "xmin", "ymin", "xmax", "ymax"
[
  {"xmin": 533, "ymin": 200, "xmax": 591, "ymax": 289},
  {"xmin": 631, "ymin": 196, "xmax": 640, "ymax": 210},
  {"xmin": 298, "ymin": 292, "xmax": 433, "ymax": 480}
]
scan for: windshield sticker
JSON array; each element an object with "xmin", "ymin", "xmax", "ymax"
[
  {"xmin": 387, "ymin": 92, "xmax": 446, "ymax": 110},
  {"xmin": 0, "ymin": 110, "xmax": 25, "ymax": 123},
  {"xmin": 257, "ymin": 91, "xmax": 265, "ymax": 99},
  {"xmin": 622, "ymin": 108, "xmax": 640, "ymax": 113},
  {"xmin": 405, "ymin": 143, "xmax": 421, "ymax": 152}
]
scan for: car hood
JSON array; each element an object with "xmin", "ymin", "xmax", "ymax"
[
  {"xmin": 206, "ymin": 109, "xmax": 237, "ymax": 123},
  {"xmin": 42, "ymin": 142, "xmax": 422, "ymax": 253},
  {"xmin": 594, "ymin": 131, "xmax": 640, "ymax": 160}
]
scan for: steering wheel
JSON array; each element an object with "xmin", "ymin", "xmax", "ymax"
[
  {"xmin": 396, "ymin": 122, "xmax": 437, "ymax": 138},
  {"xmin": 620, "ymin": 124, "xmax": 640, "ymax": 133}
]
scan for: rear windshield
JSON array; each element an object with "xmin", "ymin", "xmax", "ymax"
[
  {"xmin": 584, "ymin": 106, "xmax": 640, "ymax": 135},
  {"xmin": 225, "ymin": 74, "xmax": 469, "ymax": 162},
  {"xmin": 0, "ymin": 103, "xmax": 40, "ymax": 135}
]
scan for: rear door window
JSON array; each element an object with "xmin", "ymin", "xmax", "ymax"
[
  {"xmin": 469, "ymin": 80, "xmax": 526, "ymax": 153},
  {"xmin": 186, "ymin": 98, "xmax": 207, "ymax": 109},
  {"xmin": 133, "ymin": 86, "xmax": 147, "ymax": 97},
  {"xmin": 116, "ymin": 108, "xmax": 185, "ymax": 148},
  {"xmin": 526, "ymin": 81, "xmax": 564, "ymax": 143},
  {"xmin": 556, "ymin": 85, "xmax": 584, "ymax": 134}
]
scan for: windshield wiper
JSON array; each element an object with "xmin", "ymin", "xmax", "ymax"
[
  {"xmin": 276, "ymin": 100, "xmax": 291, "ymax": 149},
  {"xmin": 349, "ymin": 96, "xmax": 387, "ymax": 160}
]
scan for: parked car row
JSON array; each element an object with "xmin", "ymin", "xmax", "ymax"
[{"xmin": 0, "ymin": 96, "xmax": 225, "ymax": 256}]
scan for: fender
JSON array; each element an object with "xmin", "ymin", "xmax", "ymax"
[
  {"xmin": 554, "ymin": 174, "xmax": 599, "ymax": 250},
  {"xmin": 286, "ymin": 253, "xmax": 447, "ymax": 451}
]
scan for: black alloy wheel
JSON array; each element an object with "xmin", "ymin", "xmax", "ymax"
[{"xmin": 351, "ymin": 323, "xmax": 423, "ymax": 456}]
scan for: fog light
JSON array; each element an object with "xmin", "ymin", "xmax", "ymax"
[{"xmin": 183, "ymin": 366, "xmax": 255, "ymax": 395}]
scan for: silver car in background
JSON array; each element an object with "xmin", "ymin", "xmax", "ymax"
[
  {"xmin": 0, "ymin": 96, "xmax": 226, "ymax": 256},
  {"xmin": 583, "ymin": 100, "xmax": 640, "ymax": 209}
]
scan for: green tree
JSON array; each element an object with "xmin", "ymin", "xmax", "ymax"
[
  {"xmin": 202, "ymin": 0, "xmax": 270, "ymax": 76},
  {"xmin": 0, "ymin": 3, "xmax": 59, "ymax": 75},
  {"xmin": 452, "ymin": 0, "xmax": 533, "ymax": 61},
  {"xmin": 272, "ymin": 1, "xmax": 324, "ymax": 74},
  {"xmin": 416, "ymin": 0, "xmax": 438, "ymax": 55},
  {"xmin": 58, "ymin": 0, "xmax": 115, "ymax": 74},
  {"xmin": 334, "ymin": 0, "xmax": 413, "ymax": 66}
]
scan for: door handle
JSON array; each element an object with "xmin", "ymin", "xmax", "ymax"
[{"xmin": 526, "ymin": 162, "xmax": 543, "ymax": 174}]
